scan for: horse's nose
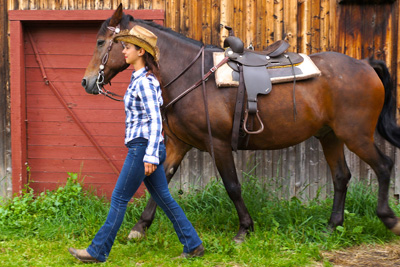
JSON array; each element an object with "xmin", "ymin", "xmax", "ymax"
[{"xmin": 81, "ymin": 78, "xmax": 87, "ymax": 89}]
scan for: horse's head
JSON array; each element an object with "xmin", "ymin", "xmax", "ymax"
[{"xmin": 82, "ymin": 4, "xmax": 132, "ymax": 94}]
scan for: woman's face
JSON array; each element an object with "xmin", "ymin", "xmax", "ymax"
[{"xmin": 122, "ymin": 43, "xmax": 144, "ymax": 65}]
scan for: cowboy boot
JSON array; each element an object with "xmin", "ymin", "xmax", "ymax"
[
  {"xmin": 68, "ymin": 247, "xmax": 102, "ymax": 263},
  {"xmin": 175, "ymin": 244, "xmax": 205, "ymax": 259}
]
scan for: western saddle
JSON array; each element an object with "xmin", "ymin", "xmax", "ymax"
[{"xmin": 222, "ymin": 31, "xmax": 303, "ymax": 151}]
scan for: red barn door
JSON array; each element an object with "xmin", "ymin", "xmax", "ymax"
[{"xmin": 10, "ymin": 10, "xmax": 164, "ymax": 198}]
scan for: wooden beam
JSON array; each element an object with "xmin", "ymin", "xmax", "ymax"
[
  {"xmin": 220, "ymin": 0, "xmax": 232, "ymax": 47},
  {"xmin": 396, "ymin": 2, "xmax": 400, "ymax": 125},
  {"xmin": 8, "ymin": 9, "xmax": 165, "ymax": 22},
  {"xmin": 283, "ymin": 0, "xmax": 298, "ymax": 52},
  {"xmin": 10, "ymin": 20, "xmax": 26, "ymax": 195},
  {"xmin": 274, "ymin": 0, "xmax": 283, "ymax": 41},
  {"xmin": 0, "ymin": 0, "xmax": 11, "ymax": 198}
]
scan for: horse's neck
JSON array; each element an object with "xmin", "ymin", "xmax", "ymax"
[
  {"xmin": 132, "ymin": 22, "xmax": 204, "ymax": 81},
  {"xmin": 158, "ymin": 33, "xmax": 204, "ymax": 79}
]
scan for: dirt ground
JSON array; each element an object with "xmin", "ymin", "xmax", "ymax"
[{"xmin": 316, "ymin": 240, "xmax": 400, "ymax": 266}]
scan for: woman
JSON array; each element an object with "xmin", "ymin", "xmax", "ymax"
[{"xmin": 68, "ymin": 25, "xmax": 204, "ymax": 263}]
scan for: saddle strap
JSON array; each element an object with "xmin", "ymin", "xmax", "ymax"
[
  {"xmin": 201, "ymin": 49, "xmax": 219, "ymax": 179},
  {"xmin": 231, "ymin": 65, "xmax": 246, "ymax": 151}
]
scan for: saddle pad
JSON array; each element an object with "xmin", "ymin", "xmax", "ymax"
[{"xmin": 213, "ymin": 52, "xmax": 321, "ymax": 88}]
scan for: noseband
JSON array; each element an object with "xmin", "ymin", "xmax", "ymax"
[{"xmin": 96, "ymin": 24, "xmax": 126, "ymax": 101}]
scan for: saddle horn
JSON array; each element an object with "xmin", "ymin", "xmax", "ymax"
[{"xmin": 223, "ymin": 36, "xmax": 244, "ymax": 54}]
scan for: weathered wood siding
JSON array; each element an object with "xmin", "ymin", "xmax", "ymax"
[{"xmin": 3, "ymin": 0, "xmax": 400, "ymax": 200}]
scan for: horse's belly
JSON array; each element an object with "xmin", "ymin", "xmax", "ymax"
[
  {"xmin": 238, "ymin": 89, "xmax": 325, "ymax": 150},
  {"xmin": 242, "ymin": 126, "xmax": 320, "ymax": 150}
]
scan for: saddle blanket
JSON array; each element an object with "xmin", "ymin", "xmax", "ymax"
[{"xmin": 213, "ymin": 52, "xmax": 321, "ymax": 88}]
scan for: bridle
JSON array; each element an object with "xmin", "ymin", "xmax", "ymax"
[{"xmin": 96, "ymin": 24, "xmax": 126, "ymax": 102}]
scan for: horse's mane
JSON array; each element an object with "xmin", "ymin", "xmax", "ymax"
[
  {"xmin": 137, "ymin": 19, "xmax": 204, "ymax": 47},
  {"xmin": 99, "ymin": 13, "xmax": 218, "ymax": 49}
]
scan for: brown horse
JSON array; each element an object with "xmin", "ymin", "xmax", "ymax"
[{"xmin": 82, "ymin": 5, "xmax": 400, "ymax": 242}]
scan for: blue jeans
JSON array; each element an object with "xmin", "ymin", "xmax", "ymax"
[{"xmin": 86, "ymin": 138, "xmax": 202, "ymax": 262}]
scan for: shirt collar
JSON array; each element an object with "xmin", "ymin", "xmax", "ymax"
[{"xmin": 132, "ymin": 67, "xmax": 147, "ymax": 81}]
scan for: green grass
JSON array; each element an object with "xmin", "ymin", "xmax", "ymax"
[{"xmin": 0, "ymin": 173, "xmax": 399, "ymax": 266}]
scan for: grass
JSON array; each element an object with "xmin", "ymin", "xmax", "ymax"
[{"xmin": 0, "ymin": 173, "xmax": 399, "ymax": 266}]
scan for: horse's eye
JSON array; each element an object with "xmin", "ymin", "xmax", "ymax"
[{"xmin": 97, "ymin": 39, "xmax": 106, "ymax": 47}]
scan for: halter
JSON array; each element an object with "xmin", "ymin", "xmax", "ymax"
[{"xmin": 96, "ymin": 24, "xmax": 126, "ymax": 101}]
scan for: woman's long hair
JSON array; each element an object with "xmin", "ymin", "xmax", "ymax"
[{"xmin": 135, "ymin": 45, "xmax": 162, "ymax": 87}]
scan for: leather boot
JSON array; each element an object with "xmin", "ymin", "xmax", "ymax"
[
  {"xmin": 68, "ymin": 247, "xmax": 102, "ymax": 263},
  {"xmin": 175, "ymin": 244, "xmax": 205, "ymax": 259}
]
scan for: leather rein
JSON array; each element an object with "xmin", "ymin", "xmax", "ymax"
[
  {"xmin": 163, "ymin": 47, "xmax": 229, "ymax": 109},
  {"xmin": 162, "ymin": 46, "xmax": 229, "ymax": 178}
]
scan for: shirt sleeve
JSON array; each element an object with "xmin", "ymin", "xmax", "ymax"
[{"xmin": 137, "ymin": 76, "xmax": 162, "ymax": 165}]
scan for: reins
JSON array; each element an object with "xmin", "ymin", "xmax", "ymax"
[
  {"xmin": 163, "ymin": 46, "xmax": 205, "ymax": 88},
  {"xmin": 162, "ymin": 49, "xmax": 229, "ymax": 110},
  {"xmin": 162, "ymin": 46, "xmax": 229, "ymax": 179}
]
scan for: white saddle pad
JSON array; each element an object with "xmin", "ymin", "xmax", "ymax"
[{"xmin": 213, "ymin": 52, "xmax": 321, "ymax": 88}]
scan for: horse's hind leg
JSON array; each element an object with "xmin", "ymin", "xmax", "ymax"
[
  {"xmin": 344, "ymin": 137, "xmax": 399, "ymax": 233},
  {"xmin": 319, "ymin": 131, "xmax": 352, "ymax": 228},
  {"xmin": 213, "ymin": 144, "xmax": 254, "ymax": 243},
  {"xmin": 128, "ymin": 134, "xmax": 192, "ymax": 240}
]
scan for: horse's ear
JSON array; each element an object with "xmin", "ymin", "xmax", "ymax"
[{"xmin": 109, "ymin": 3, "xmax": 123, "ymax": 27}]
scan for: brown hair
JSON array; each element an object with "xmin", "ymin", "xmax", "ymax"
[{"xmin": 134, "ymin": 45, "xmax": 163, "ymax": 87}]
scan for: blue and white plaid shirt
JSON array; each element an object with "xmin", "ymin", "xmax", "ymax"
[{"xmin": 124, "ymin": 67, "xmax": 164, "ymax": 165}]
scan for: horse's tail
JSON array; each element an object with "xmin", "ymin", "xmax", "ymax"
[{"xmin": 368, "ymin": 58, "xmax": 400, "ymax": 148}]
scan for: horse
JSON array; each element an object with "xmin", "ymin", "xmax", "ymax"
[{"xmin": 82, "ymin": 4, "xmax": 400, "ymax": 243}]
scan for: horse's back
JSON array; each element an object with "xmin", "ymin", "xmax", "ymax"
[{"xmin": 309, "ymin": 52, "xmax": 384, "ymax": 116}]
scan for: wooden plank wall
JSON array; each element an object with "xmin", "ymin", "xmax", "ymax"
[{"xmin": 4, "ymin": 0, "xmax": 400, "ymax": 200}]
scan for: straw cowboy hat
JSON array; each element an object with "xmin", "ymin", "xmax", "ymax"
[{"xmin": 113, "ymin": 25, "xmax": 159, "ymax": 61}]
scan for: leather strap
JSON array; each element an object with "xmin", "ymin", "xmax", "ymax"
[
  {"xmin": 231, "ymin": 65, "xmax": 246, "ymax": 151},
  {"xmin": 163, "ymin": 56, "xmax": 229, "ymax": 111},
  {"xmin": 201, "ymin": 49, "xmax": 219, "ymax": 178},
  {"xmin": 164, "ymin": 46, "xmax": 205, "ymax": 88}
]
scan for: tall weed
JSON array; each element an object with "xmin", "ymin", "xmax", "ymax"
[{"xmin": 0, "ymin": 173, "xmax": 109, "ymax": 239}]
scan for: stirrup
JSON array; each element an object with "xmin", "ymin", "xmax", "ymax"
[{"xmin": 243, "ymin": 110, "xmax": 264, "ymax": 135}]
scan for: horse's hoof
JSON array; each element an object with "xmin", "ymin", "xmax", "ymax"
[
  {"xmin": 233, "ymin": 233, "xmax": 246, "ymax": 244},
  {"xmin": 233, "ymin": 236, "xmax": 245, "ymax": 244},
  {"xmin": 127, "ymin": 230, "xmax": 145, "ymax": 241},
  {"xmin": 390, "ymin": 221, "xmax": 400, "ymax": 235}
]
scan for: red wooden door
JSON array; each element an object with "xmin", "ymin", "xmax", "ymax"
[
  {"xmin": 26, "ymin": 22, "xmax": 128, "ymax": 197},
  {"xmin": 10, "ymin": 10, "xmax": 164, "ymax": 198}
]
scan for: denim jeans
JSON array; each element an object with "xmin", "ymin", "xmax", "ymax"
[{"xmin": 86, "ymin": 138, "xmax": 202, "ymax": 262}]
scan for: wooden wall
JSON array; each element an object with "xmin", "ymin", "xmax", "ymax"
[{"xmin": 3, "ymin": 0, "xmax": 400, "ymax": 200}]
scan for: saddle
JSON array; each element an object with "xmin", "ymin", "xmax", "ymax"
[
  {"xmin": 223, "ymin": 36, "xmax": 303, "ymax": 114},
  {"xmin": 219, "ymin": 35, "xmax": 317, "ymax": 151}
]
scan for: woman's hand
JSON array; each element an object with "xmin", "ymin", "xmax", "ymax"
[{"xmin": 144, "ymin": 162, "xmax": 157, "ymax": 176}]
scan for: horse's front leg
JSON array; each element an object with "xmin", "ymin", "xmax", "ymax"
[
  {"xmin": 127, "ymin": 134, "xmax": 192, "ymax": 240},
  {"xmin": 214, "ymin": 143, "xmax": 254, "ymax": 243}
]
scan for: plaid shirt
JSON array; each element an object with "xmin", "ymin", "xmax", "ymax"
[{"xmin": 124, "ymin": 67, "xmax": 164, "ymax": 165}]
